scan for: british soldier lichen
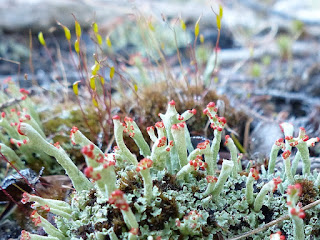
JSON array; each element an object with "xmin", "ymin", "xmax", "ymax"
[{"xmin": 16, "ymin": 101, "xmax": 320, "ymax": 240}]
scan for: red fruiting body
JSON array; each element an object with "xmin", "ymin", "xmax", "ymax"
[
  {"xmin": 23, "ymin": 139, "xmax": 27, "ymax": 144},
  {"xmin": 206, "ymin": 175, "xmax": 218, "ymax": 183},
  {"xmin": 270, "ymin": 231, "xmax": 285, "ymax": 240},
  {"xmin": 197, "ymin": 140, "xmax": 210, "ymax": 150},
  {"xmin": 157, "ymin": 136, "xmax": 167, "ymax": 148},
  {"xmin": 147, "ymin": 126, "xmax": 154, "ymax": 131},
  {"xmin": 217, "ymin": 127, "xmax": 223, "ymax": 132},
  {"xmin": 272, "ymin": 177, "xmax": 282, "ymax": 192},
  {"xmin": 129, "ymin": 228, "xmax": 139, "ymax": 235},
  {"xmin": 103, "ymin": 160, "xmax": 116, "ymax": 168},
  {"xmin": 21, "ymin": 95, "xmax": 27, "ymax": 100},
  {"xmin": 53, "ymin": 142, "xmax": 60, "ymax": 148},
  {"xmin": 20, "ymin": 230, "xmax": 31, "ymax": 240},
  {"xmin": 1, "ymin": 112, "xmax": 5, "ymax": 118},
  {"xmin": 20, "ymin": 88, "xmax": 30, "ymax": 95},
  {"xmin": 84, "ymin": 166, "xmax": 94, "ymax": 178},
  {"xmin": 112, "ymin": 115, "xmax": 120, "ymax": 120},
  {"xmin": 21, "ymin": 192, "xmax": 30, "ymax": 204},
  {"xmin": 82, "ymin": 145, "xmax": 95, "ymax": 159},
  {"xmin": 17, "ymin": 123, "xmax": 25, "ymax": 135},
  {"xmin": 175, "ymin": 219, "xmax": 181, "ymax": 227},
  {"xmin": 178, "ymin": 122, "xmax": 185, "ymax": 128},
  {"xmin": 207, "ymin": 102, "xmax": 215, "ymax": 108},
  {"xmin": 250, "ymin": 168, "xmax": 259, "ymax": 180},
  {"xmin": 189, "ymin": 156, "xmax": 207, "ymax": 171},
  {"xmin": 287, "ymin": 184, "xmax": 302, "ymax": 197},
  {"xmin": 203, "ymin": 109, "xmax": 208, "ymax": 115},
  {"xmin": 136, "ymin": 158, "xmax": 153, "ymax": 172},
  {"xmin": 70, "ymin": 126, "xmax": 79, "ymax": 134},
  {"xmin": 41, "ymin": 205, "xmax": 50, "ymax": 212},
  {"xmin": 289, "ymin": 141, "xmax": 298, "ymax": 147},
  {"xmin": 275, "ymin": 138, "xmax": 284, "ymax": 146},
  {"xmin": 25, "ymin": 114, "xmax": 31, "ymax": 120},
  {"xmin": 155, "ymin": 121, "xmax": 164, "ymax": 128},
  {"xmin": 178, "ymin": 115, "xmax": 184, "ymax": 121},
  {"xmin": 217, "ymin": 117, "xmax": 226, "ymax": 125},
  {"xmin": 10, "ymin": 109, "xmax": 16, "ymax": 112},
  {"xmin": 224, "ymin": 135, "xmax": 230, "ymax": 145},
  {"xmin": 298, "ymin": 210, "xmax": 306, "ymax": 219},
  {"xmin": 189, "ymin": 109, "xmax": 197, "ymax": 115},
  {"xmin": 30, "ymin": 211, "xmax": 41, "ymax": 226},
  {"xmin": 285, "ymin": 136, "xmax": 293, "ymax": 140},
  {"xmin": 282, "ymin": 150, "xmax": 291, "ymax": 159},
  {"xmin": 109, "ymin": 190, "xmax": 129, "ymax": 211},
  {"xmin": 169, "ymin": 100, "xmax": 175, "ymax": 106},
  {"xmin": 302, "ymin": 135, "xmax": 309, "ymax": 141},
  {"xmin": 124, "ymin": 117, "xmax": 133, "ymax": 122},
  {"xmin": 171, "ymin": 124, "xmax": 178, "ymax": 130}
]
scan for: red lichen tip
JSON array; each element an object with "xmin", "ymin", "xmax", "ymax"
[
  {"xmin": 109, "ymin": 190, "xmax": 129, "ymax": 211},
  {"xmin": 171, "ymin": 124, "xmax": 178, "ymax": 130},
  {"xmin": 189, "ymin": 155, "xmax": 207, "ymax": 171},
  {"xmin": 81, "ymin": 145, "xmax": 95, "ymax": 159},
  {"xmin": 155, "ymin": 121, "xmax": 164, "ymax": 128},
  {"xmin": 250, "ymin": 168, "xmax": 259, "ymax": 180},
  {"xmin": 287, "ymin": 183, "xmax": 302, "ymax": 197},
  {"xmin": 275, "ymin": 138, "xmax": 284, "ymax": 146},
  {"xmin": 129, "ymin": 228, "xmax": 139, "ymax": 235},
  {"xmin": 178, "ymin": 122, "xmax": 185, "ymax": 128},
  {"xmin": 217, "ymin": 117, "xmax": 226, "ymax": 125},
  {"xmin": 19, "ymin": 88, "xmax": 30, "ymax": 95},
  {"xmin": 178, "ymin": 115, "xmax": 184, "ymax": 121},
  {"xmin": 197, "ymin": 140, "xmax": 210, "ymax": 150},
  {"xmin": 70, "ymin": 126, "xmax": 79, "ymax": 134},
  {"xmin": 112, "ymin": 115, "xmax": 120, "ymax": 120},
  {"xmin": 20, "ymin": 230, "xmax": 31, "ymax": 240},
  {"xmin": 1, "ymin": 112, "xmax": 5, "ymax": 118},
  {"xmin": 157, "ymin": 136, "xmax": 167, "ymax": 148},
  {"xmin": 281, "ymin": 150, "xmax": 291, "ymax": 159},
  {"xmin": 124, "ymin": 117, "xmax": 133, "ymax": 122},
  {"xmin": 189, "ymin": 109, "xmax": 197, "ymax": 115},
  {"xmin": 270, "ymin": 231, "xmax": 285, "ymax": 240},
  {"xmin": 17, "ymin": 123, "xmax": 25, "ymax": 135},
  {"xmin": 136, "ymin": 158, "xmax": 153, "ymax": 172},
  {"xmin": 272, "ymin": 177, "xmax": 282, "ymax": 192},
  {"xmin": 147, "ymin": 126, "xmax": 155, "ymax": 131},
  {"xmin": 285, "ymin": 136, "xmax": 293, "ymax": 141},
  {"xmin": 21, "ymin": 192, "xmax": 30, "ymax": 204},
  {"xmin": 217, "ymin": 126, "xmax": 223, "ymax": 132},
  {"xmin": 206, "ymin": 175, "xmax": 218, "ymax": 183},
  {"xmin": 224, "ymin": 135, "xmax": 230, "ymax": 145},
  {"xmin": 207, "ymin": 102, "xmax": 215, "ymax": 108},
  {"xmin": 302, "ymin": 135, "xmax": 309, "ymax": 142},
  {"xmin": 203, "ymin": 109, "xmax": 208, "ymax": 115},
  {"xmin": 84, "ymin": 166, "xmax": 94, "ymax": 178},
  {"xmin": 169, "ymin": 100, "xmax": 176, "ymax": 106}
]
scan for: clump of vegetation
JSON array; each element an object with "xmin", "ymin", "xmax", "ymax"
[{"xmin": 18, "ymin": 100, "xmax": 320, "ymax": 239}]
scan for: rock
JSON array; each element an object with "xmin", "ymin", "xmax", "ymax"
[
  {"xmin": 0, "ymin": 0, "xmax": 217, "ymax": 32},
  {"xmin": 250, "ymin": 121, "xmax": 283, "ymax": 157}
]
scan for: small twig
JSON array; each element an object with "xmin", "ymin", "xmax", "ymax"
[
  {"xmin": 228, "ymin": 199, "xmax": 320, "ymax": 240},
  {"xmin": 0, "ymin": 98, "xmax": 23, "ymax": 111}
]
